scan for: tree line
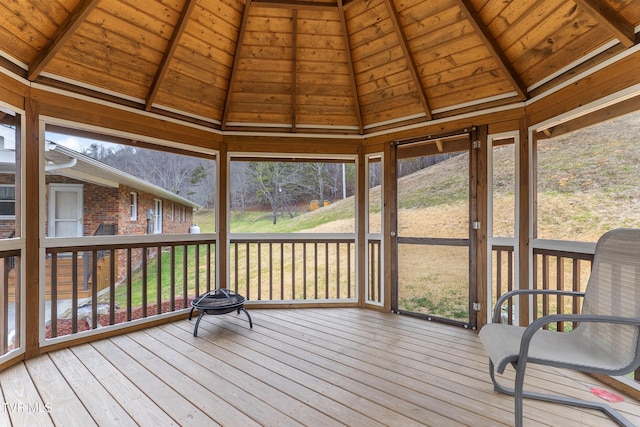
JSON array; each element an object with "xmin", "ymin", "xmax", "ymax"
[{"xmin": 85, "ymin": 142, "xmax": 457, "ymax": 224}]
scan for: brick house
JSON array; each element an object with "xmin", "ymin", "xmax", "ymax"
[
  {"xmin": 0, "ymin": 140, "xmax": 201, "ymax": 290},
  {"xmin": 42, "ymin": 143, "xmax": 200, "ymax": 238}
]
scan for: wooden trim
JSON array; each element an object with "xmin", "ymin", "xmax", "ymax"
[
  {"xmin": 528, "ymin": 50, "xmax": 640, "ymax": 126},
  {"xmin": 225, "ymin": 135, "xmax": 359, "ymax": 154},
  {"xmin": 251, "ymin": 0, "xmax": 338, "ymax": 11},
  {"xmin": 31, "ymin": 88, "xmax": 220, "ymax": 149},
  {"xmin": 27, "ymin": 0, "xmax": 102, "ymax": 81},
  {"xmin": 536, "ymin": 94, "xmax": 640, "ymax": 139},
  {"xmin": 145, "ymin": 0, "xmax": 198, "ymax": 111}
]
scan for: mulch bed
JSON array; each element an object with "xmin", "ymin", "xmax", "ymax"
[{"xmin": 45, "ymin": 297, "xmax": 192, "ymax": 339}]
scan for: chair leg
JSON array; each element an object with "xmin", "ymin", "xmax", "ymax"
[{"xmin": 488, "ymin": 359, "xmax": 636, "ymax": 427}]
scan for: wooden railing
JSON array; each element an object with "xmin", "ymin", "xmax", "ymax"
[
  {"xmin": 532, "ymin": 248, "xmax": 593, "ymax": 330},
  {"xmin": 491, "ymin": 244, "xmax": 593, "ymax": 327},
  {"xmin": 45, "ymin": 237, "xmax": 217, "ymax": 340},
  {"xmin": 228, "ymin": 236, "xmax": 356, "ymax": 302},
  {"xmin": 43, "ymin": 234, "xmax": 360, "ymax": 343}
]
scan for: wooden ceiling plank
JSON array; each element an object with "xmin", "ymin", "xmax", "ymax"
[
  {"xmin": 145, "ymin": 0, "xmax": 198, "ymax": 111},
  {"xmin": 383, "ymin": 0, "xmax": 433, "ymax": 121},
  {"xmin": 27, "ymin": 0, "xmax": 102, "ymax": 81},
  {"xmin": 338, "ymin": 0, "xmax": 364, "ymax": 134},
  {"xmin": 221, "ymin": 0, "xmax": 254, "ymax": 130},
  {"xmin": 454, "ymin": 0, "xmax": 528, "ymax": 100},
  {"xmin": 573, "ymin": 0, "xmax": 635, "ymax": 48}
]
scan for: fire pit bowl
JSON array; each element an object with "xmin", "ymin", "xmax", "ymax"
[{"xmin": 189, "ymin": 288, "xmax": 252, "ymax": 337}]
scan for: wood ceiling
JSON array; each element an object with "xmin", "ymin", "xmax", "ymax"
[{"xmin": 1, "ymin": 0, "xmax": 639, "ymax": 136}]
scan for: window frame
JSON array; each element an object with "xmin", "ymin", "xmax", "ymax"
[
  {"xmin": 0, "ymin": 184, "xmax": 16, "ymax": 220},
  {"xmin": 130, "ymin": 192, "xmax": 137, "ymax": 221}
]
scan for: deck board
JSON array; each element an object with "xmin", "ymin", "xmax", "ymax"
[{"xmin": 2, "ymin": 308, "xmax": 640, "ymax": 426}]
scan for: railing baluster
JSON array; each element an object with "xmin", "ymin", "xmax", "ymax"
[
  {"xmin": 257, "ymin": 242, "xmax": 262, "ymax": 300},
  {"xmin": 336, "ymin": 243, "xmax": 340, "ymax": 299},
  {"xmin": 156, "ymin": 246, "xmax": 162, "ymax": 314},
  {"xmin": 91, "ymin": 250, "xmax": 99, "ymax": 328},
  {"xmin": 142, "ymin": 248, "xmax": 148, "ymax": 318},
  {"xmin": 51, "ymin": 252, "xmax": 58, "ymax": 337},
  {"xmin": 109, "ymin": 249, "xmax": 116, "ymax": 325},
  {"xmin": 70, "ymin": 251, "xmax": 78, "ymax": 334},
  {"xmin": 291, "ymin": 243, "xmax": 296, "ymax": 300},
  {"xmin": 280, "ymin": 243, "xmax": 284, "ymax": 299},
  {"xmin": 182, "ymin": 245, "xmax": 188, "ymax": 308},
  {"xmin": 170, "ymin": 246, "xmax": 176, "ymax": 312},
  {"xmin": 205, "ymin": 244, "xmax": 211, "ymax": 293},
  {"xmin": 126, "ymin": 248, "xmax": 132, "ymax": 321},
  {"xmin": 556, "ymin": 256, "xmax": 564, "ymax": 331},
  {"xmin": 572, "ymin": 259, "xmax": 580, "ymax": 330},
  {"xmin": 303, "ymin": 243, "xmax": 307, "ymax": 300},
  {"xmin": 269, "ymin": 243, "xmax": 273, "ymax": 300},
  {"xmin": 194, "ymin": 244, "xmax": 200, "ymax": 300}
]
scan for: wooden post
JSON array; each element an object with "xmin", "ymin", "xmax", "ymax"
[
  {"xmin": 24, "ymin": 96, "xmax": 40, "ymax": 358},
  {"xmin": 473, "ymin": 125, "xmax": 488, "ymax": 329},
  {"xmin": 518, "ymin": 115, "xmax": 531, "ymax": 326},
  {"xmin": 218, "ymin": 141, "xmax": 228, "ymax": 291},
  {"xmin": 357, "ymin": 145, "xmax": 366, "ymax": 307},
  {"xmin": 385, "ymin": 140, "xmax": 396, "ymax": 312}
]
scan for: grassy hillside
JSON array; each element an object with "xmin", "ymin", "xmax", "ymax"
[{"xmin": 194, "ymin": 110, "xmax": 640, "ymax": 242}]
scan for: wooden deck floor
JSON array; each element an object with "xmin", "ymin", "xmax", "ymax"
[{"xmin": 2, "ymin": 308, "xmax": 640, "ymax": 426}]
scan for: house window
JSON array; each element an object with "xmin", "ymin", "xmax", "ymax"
[
  {"xmin": 171, "ymin": 203, "xmax": 175, "ymax": 222},
  {"xmin": 130, "ymin": 192, "xmax": 137, "ymax": 220},
  {"xmin": 0, "ymin": 185, "xmax": 15, "ymax": 219},
  {"xmin": 154, "ymin": 199, "xmax": 162, "ymax": 233}
]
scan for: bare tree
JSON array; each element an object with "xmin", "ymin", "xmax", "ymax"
[{"xmin": 249, "ymin": 162, "xmax": 302, "ymax": 224}]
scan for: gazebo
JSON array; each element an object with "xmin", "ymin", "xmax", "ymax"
[{"xmin": 1, "ymin": 0, "xmax": 640, "ymax": 424}]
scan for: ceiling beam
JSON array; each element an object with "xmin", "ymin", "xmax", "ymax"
[
  {"xmin": 383, "ymin": 0, "xmax": 433, "ymax": 121},
  {"xmin": 221, "ymin": 0, "xmax": 253, "ymax": 130},
  {"xmin": 574, "ymin": 0, "xmax": 635, "ymax": 48},
  {"xmin": 145, "ymin": 0, "xmax": 197, "ymax": 111},
  {"xmin": 454, "ymin": 0, "xmax": 528, "ymax": 100},
  {"xmin": 337, "ymin": 0, "xmax": 364, "ymax": 134},
  {"xmin": 251, "ymin": 0, "xmax": 337, "ymax": 11},
  {"xmin": 27, "ymin": 0, "xmax": 102, "ymax": 81}
]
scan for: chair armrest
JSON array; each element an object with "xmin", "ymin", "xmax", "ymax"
[{"xmin": 492, "ymin": 289, "xmax": 585, "ymax": 323}]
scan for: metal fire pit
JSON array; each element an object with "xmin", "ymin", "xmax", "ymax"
[{"xmin": 188, "ymin": 288, "xmax": 252, "ymax": 337}]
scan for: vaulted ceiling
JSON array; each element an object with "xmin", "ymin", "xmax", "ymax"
[{"xmin": 1, "ymin": 0, "xmax": 639, "ymax": 136}]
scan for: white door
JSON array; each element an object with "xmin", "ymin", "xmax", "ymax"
[{"xmin": 49, "ymin": 184, "xmax": 83, "ymax": 237}]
